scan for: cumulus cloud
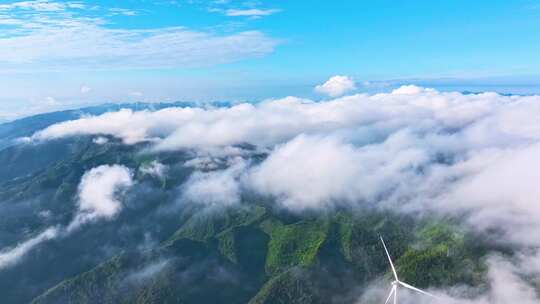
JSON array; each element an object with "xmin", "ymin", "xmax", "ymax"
[
  {"xmin": 181, "ymin": 158, "xmax": 246, "ymax": 207},
  {"xmin": 433, "ymin": 143, "xmax": 540, "ymax": 246},
  {"xmin": 68, "ymin": 164, "xmax": 133, "ymax": 231},
  {"xmin": 247, "ymin": 133, "xmax": 427, "ymax": 210},
  {"xmin": 391, "ymin": 84, "xmax": 435, "ymax": 95},
  {"xmin": 0, "ymin": 227, "xmax": 58, "ymax": 270},
  {"xmin": 315, "ymin": 75, "xmax": 356, "ymax": 97}
]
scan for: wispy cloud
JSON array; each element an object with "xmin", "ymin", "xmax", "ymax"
[
  {"xmin": 0, "ymin": 164, "xmax": 134, "ymax": 270},
  {"xmin": 108, "ymin": 7, "xmax": 138, "ymax": 16},
  {"xmin": 0, "ymin": 227, "xmax": 58, "ymax": 269},
  {"xmin": 0, "ymin": 1, "xmax": 277, "ymax": 70},
  {"xmin": 225, "ymin": 8, "xmax": 280, "ymax": 17},
  {"xmin": 124, "ymin": 259, "xmax": 171, "ymax": 284},
  {"xmin": 0, "ymin": 0, "xmax": 79, "ymax": 12}
]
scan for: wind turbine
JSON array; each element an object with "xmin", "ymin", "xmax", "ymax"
[{"xmin": 380, "ymin": 236, "xmax": 436, "ymax": 304}]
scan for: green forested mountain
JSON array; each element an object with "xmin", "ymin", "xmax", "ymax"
[
  {"xmin": 31, "ymin": 204, "xmax": 490, "ymax": 304},
  {"xmin": 0, "ymin": 109, "xmax": 500, "ymax": 303}
]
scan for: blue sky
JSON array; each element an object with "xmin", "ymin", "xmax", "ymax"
[{"xmin": 1, "ymin": 0, "xmax": 540, "ymax": 120}]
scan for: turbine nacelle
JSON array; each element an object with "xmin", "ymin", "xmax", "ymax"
[{"xmin": 380, "ymin": 236, "xmax": 437, "ymax": 303}]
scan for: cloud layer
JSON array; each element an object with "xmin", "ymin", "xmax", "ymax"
[
  {"xmin": 14, "ymin": 85, "xmax": 540, "ymax": 301},
  {"xmin": 247, "ymin": 133, "xmax": 427, "ymax": 210},
  {"xmin": 27, "ymin": 86, "xmax": 540, "ymax": 299},
  {"xmin": 30, "ymin": 87, "xmax": 540, "ymax": 224}
]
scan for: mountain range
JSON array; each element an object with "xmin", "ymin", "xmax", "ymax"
[{"xmin": 0, "ymin": 104, "xmax": 515, "ymax": 303}]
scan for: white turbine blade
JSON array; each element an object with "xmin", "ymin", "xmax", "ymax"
[
  {"xmin": 380, "ymin": 236, "xmax": 399, "ymax": 281},
  {"xmin": 398, "ymin": 281, "xmax": 436, "ymax": 298},
  {"xmin": 384, "ymin": 285, "xmax": 395, "ymax": 304}
]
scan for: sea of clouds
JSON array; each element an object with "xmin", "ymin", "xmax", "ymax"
[{"xmin": 6, "ymin": 83, "xmax": 540, "ymax": 302}]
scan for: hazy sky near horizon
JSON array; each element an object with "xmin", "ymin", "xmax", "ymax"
[{"xmin": 2, "ymin": 0, "xmax": 540, "ymax": 120}]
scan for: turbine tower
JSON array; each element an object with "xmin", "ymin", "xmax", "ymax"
[{"xmin": 380, "ymin": 236, "xmax": 436, "ymax": 304}]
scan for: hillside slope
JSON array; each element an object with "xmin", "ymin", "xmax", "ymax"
[{"xmin": 0, "ymin": 107, "xmax": 505, "ymax": 303}]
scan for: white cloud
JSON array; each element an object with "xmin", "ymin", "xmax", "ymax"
[
  {"xmin": 0, "ymin": 164, "xmax": 133, "ymax": 270},
  {"xmin": 184, "ymin": 156, "xmax": 224, "ymax": 171},
  {"xmin": 247, "ymin": 133, "xmax": 427, "ymax": 210},
  {"xmin": 0, "ymin": 0, "xmax": 67, "ymax": 12},
  {"xmin": 108, "ymin": 7, "xmax": 138, "ymax": 16},
  {"xmin": 80, "ymin": 85, "xmax": 91, "ymax": 94},
  {"xmin": 0, "ymin": 227, "xmax": 58, "ymax": 270},
  {"xmin": 12, "ymin": 84, "xmax": 540, "ymax": 298},
  {"xmin": 482, "ymin": 258, "xmax": 539, "ymax": 304},
  {"xmin": 125, "ymin": 259, "xmax": 170, "ymax": 283},
  {"xmin": 392, "ymin": 84, "xmax": 436, "ymax": 95},
  {"xmin": 315, "ymin": 75, "xmax": 356, "ymax": 97},
  {"xmin": 358, "ymin": 256, "xmax": 540, "ymax": 304},
  {"xmin": 32, "ymin": 108, "xmax": 197, "ymax": 144},
  {"xmin": 30, "ymin": 90, "xmax": 498, "ymax": 149},
  {"xmin": 139, "ymin": 160, "xmax": 168, "ymax": 179},
  {"xmin": 92, "ymin": 136, "xmax": 108, "ymax": 145},
  {"xmin": 181, "ymin": 158, "xmax": 246, "ymax": 207},
  {"xmin": 27, "ymin": 87, "xmax": 540, "ymax": 251},
  {"xmin": 68, "ymin": 164, "xmax": 133, "ymax": 231},
  {"xmin": 225, "ymin": 8, "xmax": 280, "ymax": 17},
  {"xmin": 11, "ymin": 85, "xmax": 540, "ymax": 300},
  {"xmin": 436, "ymin": 143, "xmax": 540, "ymax": 246},
  {"xmin": 0, "ymin": 2, "xmax": 278, "ymax": 70},
  {"xmin": 66, "ymin": 2, "xmax": 85, "ymax": 10}
]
